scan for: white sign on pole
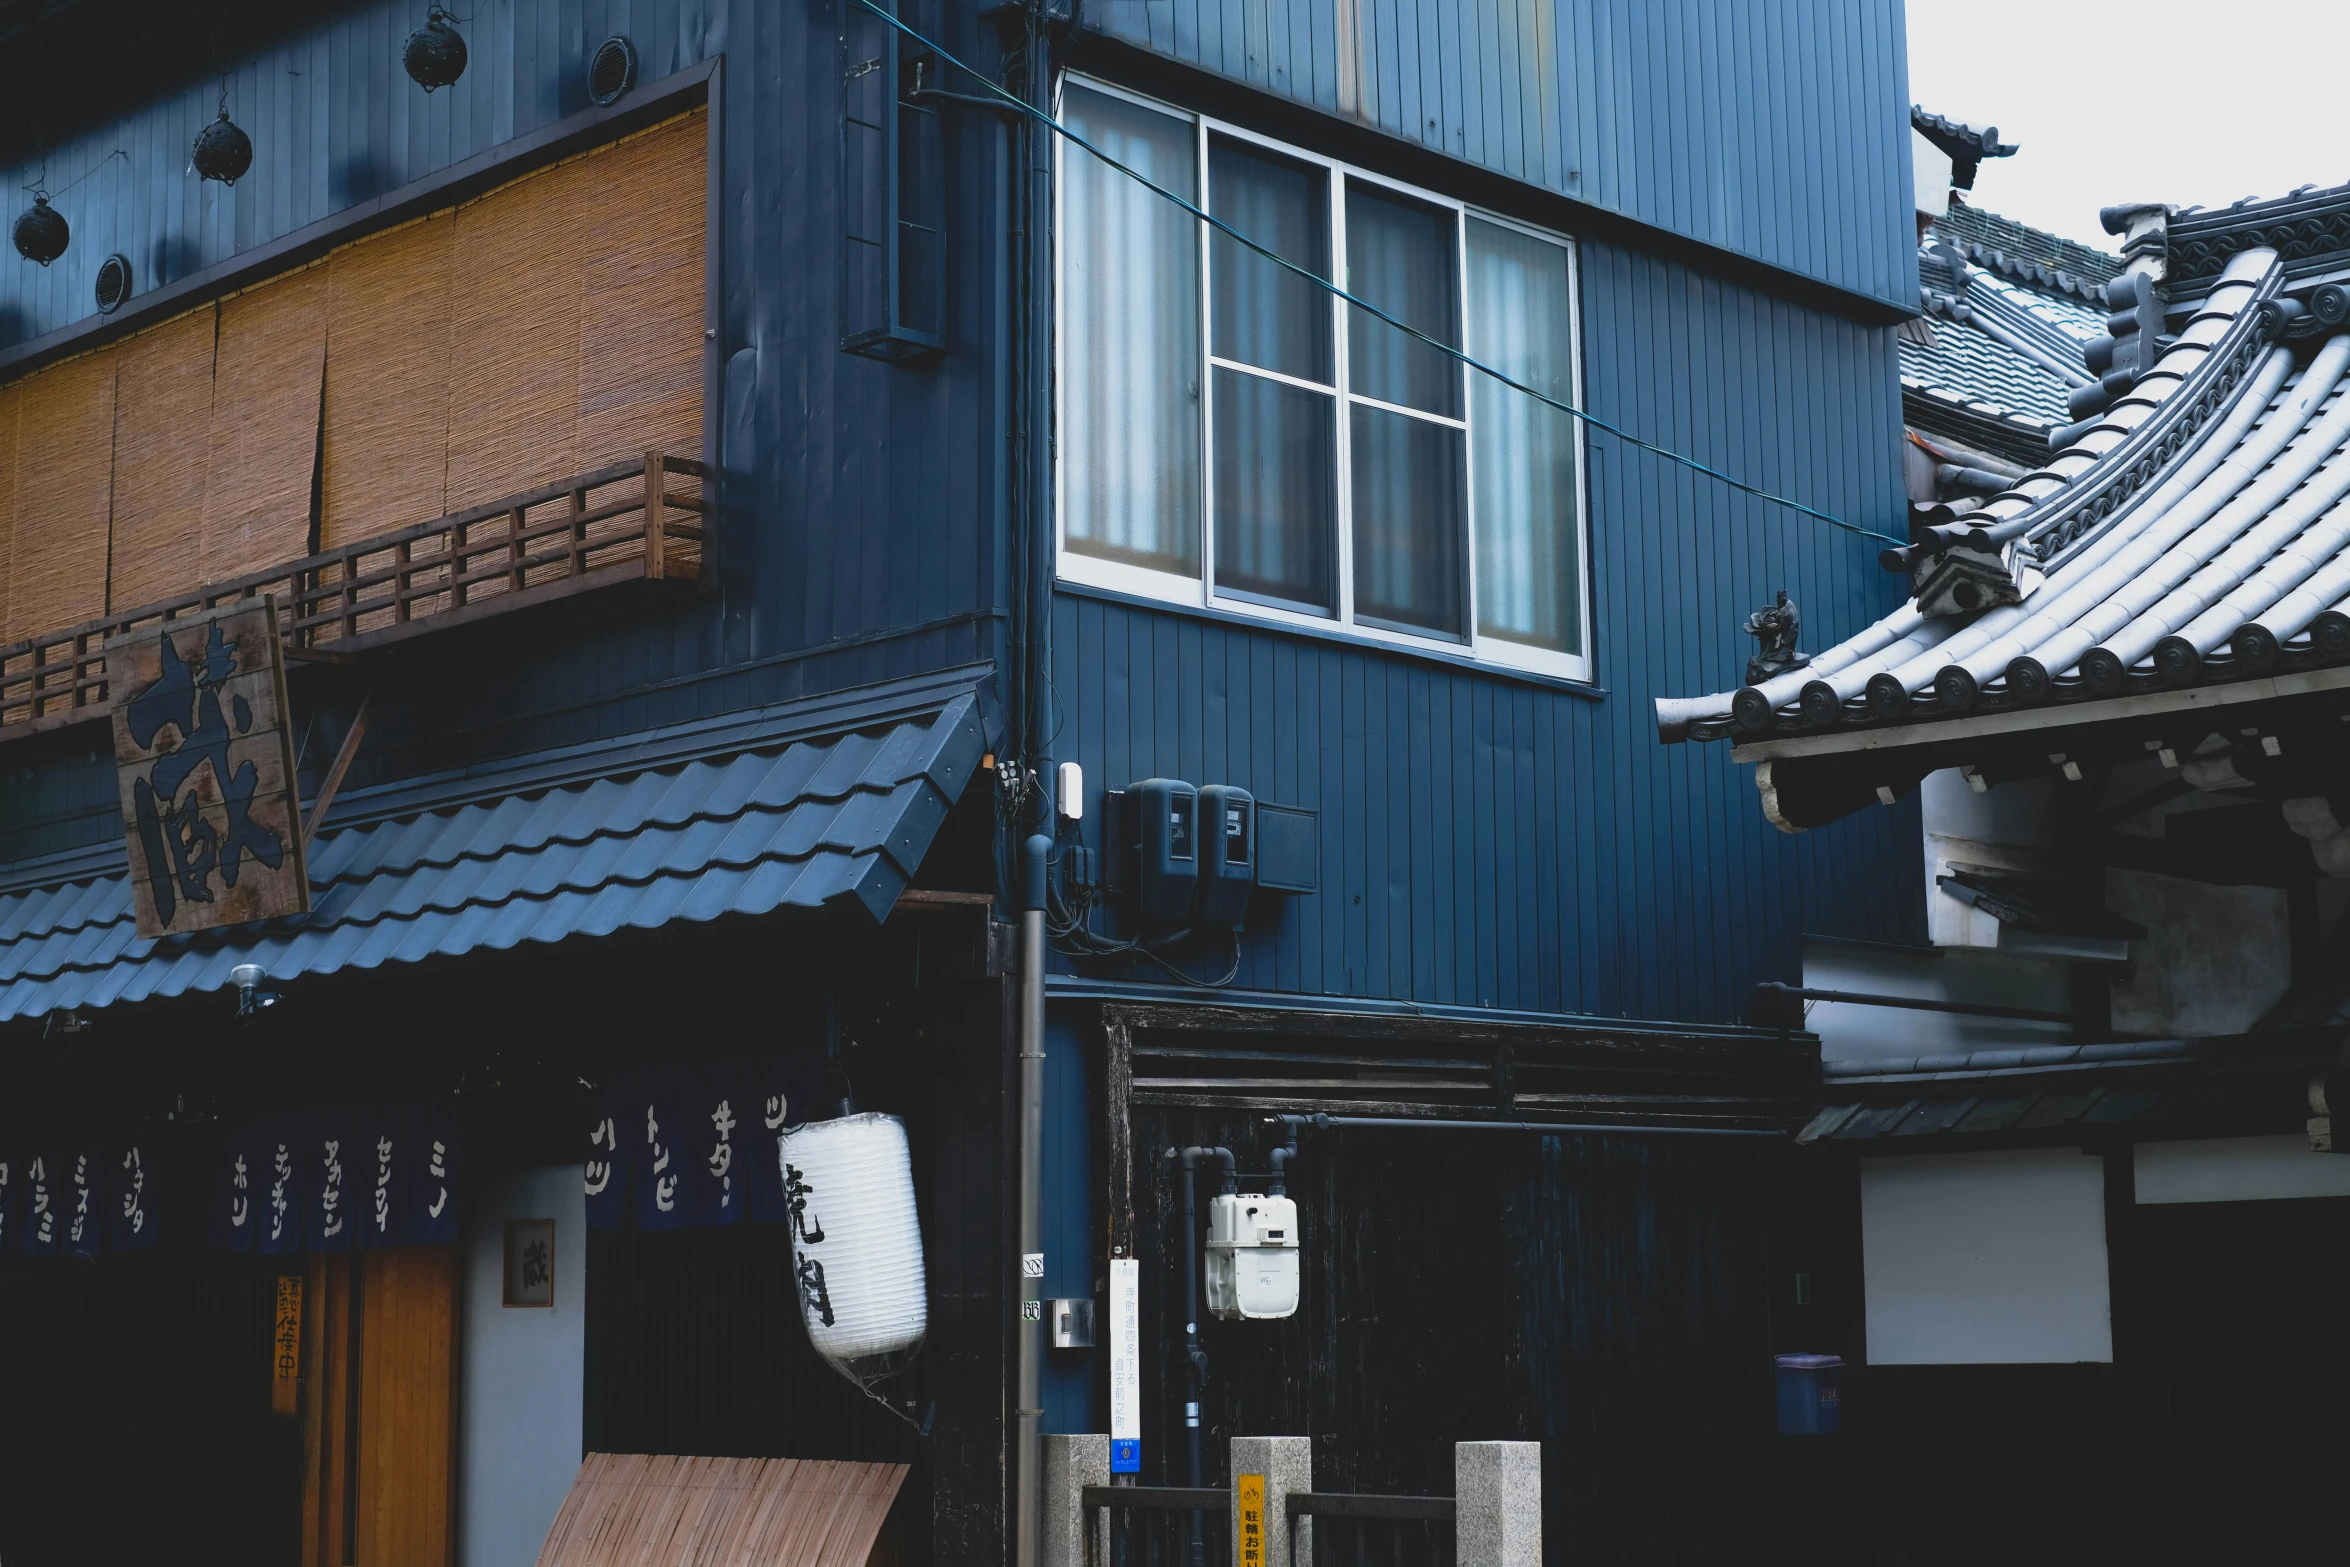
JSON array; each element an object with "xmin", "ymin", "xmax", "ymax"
[{"xmin": 1109, "ymin": 1256, "xmax": 1141, "ymax": 1472}]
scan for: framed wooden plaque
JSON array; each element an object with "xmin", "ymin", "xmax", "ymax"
[{"xmin": 106, "ymin": 596, "xmax": 309, "ymax": 939}]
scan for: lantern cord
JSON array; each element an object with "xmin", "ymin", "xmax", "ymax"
[
  {"xmin": 846, "ymin": 0, "xmax": 1904, "ymax": 549},
  {"xmin": 846, "ymin": 1375, "xmax": 935, "ymax": 1436},
  {"xmin": 39, "ymin": 150, "xmax": 129, "ymax": 200}
]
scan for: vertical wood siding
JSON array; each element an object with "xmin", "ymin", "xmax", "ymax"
[
  {"xmin": 1083, "ymin": 0, "xmax": 1918, "ymax": 309},
  {"xmin": 1051, "ymin": 238, "xmax": 1922, "ymax": 1024}
]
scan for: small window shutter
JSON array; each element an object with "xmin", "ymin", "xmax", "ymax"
[
  {"xmin": 202, "ymin": 266, "xmax": 329, "ymax": 584},
  {"xmin": 444, "ymin": 156, "xmax": 587, "ymax": 512},
  {"xmin": 321, "ymin": 215, "xmax": 454, "ymax": 548},
  {"xmin": 7, "ymin": 351, "xmax": 118, "ymax": 642},
  {"xmin": 577, "ymin": 111, "xmax": 707, "ymax": 471},
  {"xmin": 106, "ymin": 310, "xmax": 219, "ymax": 613}
]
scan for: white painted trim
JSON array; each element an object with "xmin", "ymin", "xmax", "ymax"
[{"xmin": 2135, "ymin": 1134, "xmax": 2350, "ymax": 1204}]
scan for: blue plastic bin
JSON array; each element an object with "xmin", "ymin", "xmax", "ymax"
[{"xmin": 1775, "ymin": 1353, "xmax": 1843, "ymax": 1435}]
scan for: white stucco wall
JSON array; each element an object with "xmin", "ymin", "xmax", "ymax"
[
  {"xmin": 1862, "ymin": 1148, "xmax": 2112, "ymax": 1365},
  {"xmin": 459, "ymin": 1164, "xmax": 587, "ymax": 1567}
]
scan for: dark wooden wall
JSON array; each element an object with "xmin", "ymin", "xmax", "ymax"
[{"xmin": 1130, "ymin": 1107, "xmax": 1778, "ymax": 1564}]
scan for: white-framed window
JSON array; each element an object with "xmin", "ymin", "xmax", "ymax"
[{"xmin": 1054, "ymin": 76, "xmax": 1593, "ymax": 680}]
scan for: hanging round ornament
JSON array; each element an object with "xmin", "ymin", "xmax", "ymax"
[
  {"xmin": 13, "ymin": 193, "xmax": 68, "ymax": 266},
  {"xmin": 403, "ymin": 7, "xmax": 469, "ymax": 92},
  {"xmin": 192, "ymin": 108, "xmax": 253, "ymax": 186}
]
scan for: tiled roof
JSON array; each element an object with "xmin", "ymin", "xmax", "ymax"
[
  {"xmin": 1931, "ymin": 204, "xmax": 2122, "ymax": 302},
  {"xmin": 1910, "ymin": 107, "xmax": 2016, "ymax": 191},
  {"xmin": 0, "ymin": 670, "xmax": 988, "ymax": 1023},
  {"xmin": 1902, "ymin": 228, "xmax": 2107, "ymax": 444},
  {"xmin": 1900, "ymin": 313, "xmax": 2075, "ymax": 429},
  {"xmin": 1661, "ymin": 246, "xmax": 2350, "ymax": 742}
]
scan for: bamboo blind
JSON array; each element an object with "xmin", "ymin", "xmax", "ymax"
[
  {"xmin": 203, "ymin": 266, "xmax": 330, "ymax": 584},
  {"xmin": 536, "ymin": 1453, "xmax": 907, "ymax": 1567},
  {"xmin": 577, "ymin": 114, "xmax": 708, "ymax": 471},
  {"xmin": 444, "ymin": 151, "xmax": 590, "ymax": 512},
  {"xmin": 0, "ymin": 385, "xmax": 17, "ymax": 642},
  {"xmin": 0, "ymin": 107, "xmax": 703, "ymax": 653},
  {"xmin": 7, "ymin": 351, "xmax": 117, "ymax": 643},
  {"xmin": 106, "ymin": 310, "xmax": 219, "ymax": 613},
  {"xmin": 321, "ymin": 214, "xmax": 454, "ymax": 548}
]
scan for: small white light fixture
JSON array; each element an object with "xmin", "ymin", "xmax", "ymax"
[
  {"xmin": 1055, "ymin": 761, "xmax": 1085, "ymax": 823},
  {"xmin": 231, "ymin": 963, "xmax": 281, "ymax": 1016}
]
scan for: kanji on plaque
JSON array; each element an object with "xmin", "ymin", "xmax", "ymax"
[
  {"xmin": 271, "ymin": 1274, "xmax": 304, "ymax": 1416},
  {"xmin": 106, "ymin": 596, "xmax": 308, "ymax": 940}
]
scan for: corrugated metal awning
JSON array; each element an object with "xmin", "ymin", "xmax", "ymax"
[{"xmin": 0, "ymin": 668, "xmax": 987, "ymax": 1024}]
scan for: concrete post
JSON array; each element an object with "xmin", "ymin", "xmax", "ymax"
[
  {"xmin": 1229, "ymin": 1435, "xmax": 1312, "ymax": 1567},
  {"xmin": 1454, "ymin": 1442, "xmax": 1541, "ymax": 1567},
  {"xmin": 1041, "ymin": 1434, "xmax": 1109, "ymax": 1567}
]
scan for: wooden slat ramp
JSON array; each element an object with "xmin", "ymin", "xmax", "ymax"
[{"xmin": 536, "ymin": 1453, "xmax": 908, "ymax": 1567}]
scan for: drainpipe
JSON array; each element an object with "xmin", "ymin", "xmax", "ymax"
[
  {"xmin": 1170, "ymin": 1144, "xmax": 1233, "ymax": 1567},
  {"xmin": 1015, "ymin": 833, "xmax": 1051, "ymax": 1567}
]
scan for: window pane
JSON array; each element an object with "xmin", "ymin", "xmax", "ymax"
[
  {"xmin": 1466, "ymin": 218, "xmax": 1581, "ymax": 654},
  {"xmin": 1344, "ymin": 184, "xmax": 1460, "ymax": 417},
  {"xmin": 1214, "ymin": 368, "xmax": 1337, "ymax": 611},
  {"xmin": 1350, "ymin": 404, "xmax": 1465, "ymax": 637},
  {"xmin": 1061, "ymin": 86, "xmax": 1201, "ymax": 576},
  {"xmin": 1209, "ymin": 138, "xmax": 1331, "ymax": 384}
]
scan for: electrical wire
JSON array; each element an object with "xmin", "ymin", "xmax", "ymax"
[
  {"xmin": 1044, "ymin": 835, "xmax": 1244, "ymax": 988},
  {"xmin": 849, "ymin": 0, "xmax": 1905, "ymax": 550}
]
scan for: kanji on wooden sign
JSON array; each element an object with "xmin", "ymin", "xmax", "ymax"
[{"xmin": 105, "ymin": 596, "xmax": 309, "ymax": 939}]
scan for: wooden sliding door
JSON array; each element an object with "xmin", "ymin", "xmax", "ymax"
[{"xmin": 300, "ymin": 1248, "xmax": 459, "ymax": 1567}]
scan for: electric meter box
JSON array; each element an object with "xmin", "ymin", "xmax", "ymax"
[
  {"xmin": 1195, "ymin": 785, "xmax": 1256, "ymax": 925},
  {"xmin": 1204, "ymin": 1192, "xmax": 1299, "ymax": 1321},
  {"xmin": 1128, "ymin": 778, "xmax": 1199, "ymax": 921}
]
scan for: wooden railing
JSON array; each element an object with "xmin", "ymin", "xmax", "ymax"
[{"xmin": 0, "ymin": 450, "xmax": 704, "ymax": 740}]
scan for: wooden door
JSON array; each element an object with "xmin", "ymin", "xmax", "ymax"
[{"xmin": 300, "ymin": 1248, "xmax": 459, "ymax": 1567}]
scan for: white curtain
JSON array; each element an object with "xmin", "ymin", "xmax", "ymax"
[
  {"xmin": 1465, "ymin": 219, "xmax": 1581, "ymax": 653},
  {"xmin": 1061, "ymin": 87, "xmax": 1200, "ymax": 576}
]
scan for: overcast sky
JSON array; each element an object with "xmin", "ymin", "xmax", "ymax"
[{"xmin": 1906, "ymin": 1, "xmax": 2350, "ymax": 251}]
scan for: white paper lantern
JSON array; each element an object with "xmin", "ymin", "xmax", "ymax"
[{"xmin": 778, "ymin": 1112, "xmax": 928, "ymax": 1386}]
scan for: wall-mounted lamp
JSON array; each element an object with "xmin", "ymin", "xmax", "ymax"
[{"xmin": 231, "ymin": 963, "xmax": 281, "ymax": 1017}]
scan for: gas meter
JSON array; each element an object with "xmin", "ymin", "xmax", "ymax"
[{"xmin": 1204, "ymin": 1192, "xmax": 1299, "ymax": 1320}]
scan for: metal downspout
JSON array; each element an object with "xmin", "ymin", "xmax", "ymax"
[{"xmin": 1015, "ymin": 834, "xmax": 1050, "ymax": 1567}]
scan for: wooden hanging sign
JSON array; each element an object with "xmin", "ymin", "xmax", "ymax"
[{"xmin": 106, "ymin": 596, "xmax": 310, "ymax": 940}]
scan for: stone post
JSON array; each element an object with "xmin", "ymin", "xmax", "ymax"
[
  {"xmin": 1455, "ymin": 1441, "xmax": 1541, "ymax": 1567},
  {"xmin": 1041, "ymin": 1433, "xmax": 1109, "ymax": 1567},
  {"xmin": 1229, "ymin": 1435, "xmax": 1313, "ymax": 1567}
]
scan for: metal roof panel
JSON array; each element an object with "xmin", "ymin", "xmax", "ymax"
[{"xmin": 0, "ymin": 686, "xmax": 986, "ymax": 1024}]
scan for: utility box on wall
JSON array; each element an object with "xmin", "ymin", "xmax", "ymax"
[
  {"xmin": 1103, "ymin": 781, "xmax": 1317, "ymax": 923},
  {"xmin": 1205, "ymin": 1192, "xmax": 1300, "ymax": 1320}
]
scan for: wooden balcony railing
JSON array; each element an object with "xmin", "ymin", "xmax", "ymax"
[{"xmin": 0, "ymin": 450, "xmax": 704, "ymax": 740}]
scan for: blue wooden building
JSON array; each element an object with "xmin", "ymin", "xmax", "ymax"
[{"xmin": 0, "ymin": 2, "xmax": 1919, "ymax": 1562}]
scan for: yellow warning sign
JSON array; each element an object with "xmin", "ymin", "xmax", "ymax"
[{"xmin": 1236, "ymin": 1473, "xmax": 1266, "ymax": 1567}]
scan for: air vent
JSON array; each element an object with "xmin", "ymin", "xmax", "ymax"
[
  {"xmin": 588, "ymin": 36, "xmax": 639, "ymax": 106},
  {"xmin": 94, "ymin": 253, "xmax": 133, "ymax": 314}
]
